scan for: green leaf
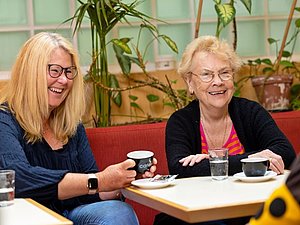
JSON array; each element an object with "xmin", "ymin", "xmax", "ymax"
[
  {"xmin": 112, "ymin": 39, "xmax": 132, "ymax": 54},
  {"xmin": 280, "ymin": 60, "xmax": 294, "ymax": 68},
  {"xmin": 146, "ymin": 94, "xmax": 159, "ymax": 102},
  {"xmin": 130, "ymin": 102, "xmax": 144, "ymax": 113},
  {"xmin": 239, "ymin": 0, "xmax": 252, "ymax": 14},
  {"xmin": 262, "ymin": 67, "xmax": 275, "ymax": 74},
  {"xmin": 290, "ymin": 84, "xmax": 300, "ymax": 96},
  {"xmin": 254, "ymin": 59, "xmax": 262, "ymax": 64},
  {"xmin": 163, "ymin": 102, "xmax": 175, "ymax": 108},
  {"xmin": 129, "ymin": 95, "xmax": 138, "ymax": 101},
  {"xmin": 120, "ymin": 37, "xmax": 131, "ymax": 43},
  {"xmin": 282, "ymin": 50, "xmax": 292, "ymax": 58},
  {"xmin": 177, "ymin": 89, "xmax": 187, "ymax": 98},
  {"xmin": 215, "ymin": 3, "xmax": 236, "ymax": 27},
  {"xmin": 113, "ymin": 44, "xmax": 131, "ymax": 75},
  {"xmin": 267, "ymin": 38, "xmax": 278, "ymax": 45},
  {"xmin": 261, "ymin": 58, "xmax": 273, "ymax": 66},
  {"xmin": 129, "ymin": 56, "xmax": 142, "ymax": 67},
  {"xmin": 295, "ymin": 18, "xmax": 300, "ymax": 28},
  {"xmin": 140, "ymin": 23, "xmax": 157, "ymax": 33},
  {"xmin": 160, "ymin": 35, "xmax": 178, "ymax": 54},
  {"xmin": 109, "ymin": 74, "xmax": 122, "ymax": 107}
]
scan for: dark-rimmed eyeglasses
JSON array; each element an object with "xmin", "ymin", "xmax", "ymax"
[
  {"xmin": 188, "ymin": 69, "xmax": 233, "ymax": 83},
  {"xmin": 48, "ymin": 64, "xmax": 78, "ymax": 80}
]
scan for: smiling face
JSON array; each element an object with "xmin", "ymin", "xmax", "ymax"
[
  {"xmin": 47, "ymin": 48, "xmax": 74, "ymax": 111},
  {"xmin": 187, "ymin": 51, "xmax": 235, "ymax": 111}
]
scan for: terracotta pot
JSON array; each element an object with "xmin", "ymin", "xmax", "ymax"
[{"xmin": 251, "ymin": 74, "xmax": 293, "ymax": 111}]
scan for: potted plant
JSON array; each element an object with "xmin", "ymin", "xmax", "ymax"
[
  {"xmin": 247, "ymin": 3, "xmax": 300, "ymax": 111},
  {"xmin": 67, "ymin": 0, "xmax": 179, "ymax": 127}
]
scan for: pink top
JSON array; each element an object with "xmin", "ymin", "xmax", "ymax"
[{"xmin": 200, "ymin": 123, "xmax": 245, "ymax": 155}]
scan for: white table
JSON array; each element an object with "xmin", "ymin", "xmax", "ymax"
[
  {"xmin": 0, "ymin": 198, "xmax": 72, "ymax": 225},
  {"xmin": 122, "ymin": 172, "xmax": 288, "ymax": 223}
]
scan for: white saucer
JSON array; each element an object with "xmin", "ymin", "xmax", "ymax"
[
  {"xmin": 233, "ymin": 171, "xmax": 277, "ymax": 183},
  {"xmin": 131, "ymin": 178, "xmax": 175, "ymax": 189}
]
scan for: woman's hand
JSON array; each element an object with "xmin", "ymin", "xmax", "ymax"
[
  {"xmin": 141, "ymin": 158, "xmax": 157, "ymax": 178},
  {"xmin": 179, "ymin": 154, "xmax": 209, "ymax": 166},
  {"xmin": 99, "ymin": 189, "xmax": 122, "ymax": 200},
  {"xmin": 248, "ymin": 149, "xmax": 284, "ymax": 174},
  {"xmin": 98, "ymin": 159, "xmax": 137, "ymax": 192}
]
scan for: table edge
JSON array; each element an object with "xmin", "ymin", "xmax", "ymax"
[{"xmin": 25, "ymin": 198, "xmax": 73, "ymax": 225}]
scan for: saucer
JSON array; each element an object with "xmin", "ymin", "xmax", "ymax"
[
  {"xmin": 233, "ymin": 171, "xmax": 277, "ymax": 182},
  {"xmin": 131, "ymin": 178, "xmax": 175, "ymax": 189}
]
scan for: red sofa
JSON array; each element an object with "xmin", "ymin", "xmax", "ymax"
[{"xmin": 85, "ymin": 110, "xmax": 300, "ymax": 225}]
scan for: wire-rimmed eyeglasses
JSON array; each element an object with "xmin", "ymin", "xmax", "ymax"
[
  {"xmin": 48, "ymin": 64, "xmax": 78, "ymax": 80},
  {"xmin": 188, "ymin": 69, "xmax": 233, "ymax": 83}
]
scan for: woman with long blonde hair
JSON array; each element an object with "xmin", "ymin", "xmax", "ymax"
[{"xmin": 0, "ymin": 32, "xmax": 157, "ymax": 225}]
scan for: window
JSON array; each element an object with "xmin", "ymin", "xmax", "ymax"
[{"xmin": 0, "ymin": 0, "xmax": 299, "ymax": 79}]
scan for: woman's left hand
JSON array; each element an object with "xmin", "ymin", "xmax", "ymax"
[
  {"xmin": 142, "ymin": 158, "xmax": 157, "ymax": 178},
  {"xmin": 179, "ymin": 154, "xmax": 209, "ymax": 166},
  {"xmin": 248, "ymin": 149, "xmax": 284, "ymax": 174}
]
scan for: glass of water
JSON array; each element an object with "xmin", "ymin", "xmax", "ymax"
[
  {"xmin": 0, "ymin": 170, "xmax": 15, "ymax": 207},
  {"xmin": 208, "ymin": 148, "xmax": 228, "ymax": 180}
]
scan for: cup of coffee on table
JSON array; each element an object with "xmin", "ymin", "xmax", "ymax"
[
  {"xmin": 241, "ymin": 157, "xmax": 269, "ymax": 177},
  {"xmin": 127, "ymin": 150, "xmax": 154, "ymax": 174}
]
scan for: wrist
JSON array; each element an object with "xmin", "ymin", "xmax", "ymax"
[{"xmin": 87, "ymin": 174, "xmax": 98, "ymax": 195}]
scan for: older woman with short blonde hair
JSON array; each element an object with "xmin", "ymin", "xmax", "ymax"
[{"xmin": 155, "ymin": 35, "xmax": 296, "ymax": 225}]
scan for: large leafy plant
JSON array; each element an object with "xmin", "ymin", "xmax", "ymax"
[{"xmin": 68, "ymin": 0, "xmax": 179, "ymax": 127}]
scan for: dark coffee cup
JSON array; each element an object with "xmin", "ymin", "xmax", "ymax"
[
  {"xmin": 241, "ymin": 158, "xmax": 270, "ymax": 177},
  {"xmin": 127, "ymin": 150, "xmax": 154, "ymax": 174}
]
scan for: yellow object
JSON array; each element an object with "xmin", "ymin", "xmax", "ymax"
[{"xmin": 249, "ymin": 184, "xmax": 300, "ymax": 225}]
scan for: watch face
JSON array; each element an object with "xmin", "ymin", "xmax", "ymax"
[{"xmin": 88, "ymin": 178, "xmax": 98, "ymax": 189}]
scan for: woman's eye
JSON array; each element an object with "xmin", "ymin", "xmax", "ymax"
[
  {"xmin": 51, "ymin": 69, "xmax": 59, "ymax": 73},
  {"xmin": 201, "ymin": 73, "xmax": 211, "ymax": 77}
]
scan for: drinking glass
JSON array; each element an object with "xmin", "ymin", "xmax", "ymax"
[
  {"xmin": 208, "ymin": 148, "xmax": 228, "ymax": 180},
  {"xmin": 0, "ymin": 170, "xmax": 15, "ymax": 207}
]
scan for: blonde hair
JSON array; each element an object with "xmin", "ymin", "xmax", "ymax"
[
  {"xmin": 0, "ymin": 32, "xmax": 85, "ymax": 144},
  {"xmin": 178, "ymin": 35, "xmax": 242, "ymax": 80}
]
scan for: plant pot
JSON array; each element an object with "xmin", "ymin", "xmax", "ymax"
[{"xmin": 251, "ymin": 74, "xmax": 293, "ymax": 111}]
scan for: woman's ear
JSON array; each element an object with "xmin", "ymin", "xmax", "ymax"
[{"xmin": 185, "ymin": 75, "xmax": 194, "ymax": 95}]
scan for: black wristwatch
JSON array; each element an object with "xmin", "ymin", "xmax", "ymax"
[{"xmin": 87, "ymin": 174, "xmax": 98, "ymax": 194}]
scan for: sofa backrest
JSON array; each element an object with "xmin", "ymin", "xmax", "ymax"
[
  {"xmin": 85, "ymin": 121, "xmax": 169, "ymax": 174},
  {"xmin": 271, "ymin": 110, "xmax": 300, "ymax": 155}
]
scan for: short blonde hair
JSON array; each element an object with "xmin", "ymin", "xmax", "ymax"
[
  {"xmin": 0, "ymin": 32, "xmax": 85, "ymax": 143},
  {"xmin": 178, "ymin": 36, "xmax": 242, "ymax": 80}
]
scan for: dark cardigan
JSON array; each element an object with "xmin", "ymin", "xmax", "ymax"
[{"xmin": 166, "ymin": 97, "xmax": 296, "ymax": 178}]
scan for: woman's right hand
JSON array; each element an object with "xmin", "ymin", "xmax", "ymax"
[
  {"xmin": 97, "ymin": 159, "xmax": 137, "ymax": 192},
  {"xmin": 179, "ymin": 154, "xmax": 209, "ymax": 166}
]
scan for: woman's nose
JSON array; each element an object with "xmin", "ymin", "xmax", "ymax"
[{"xmin": 57, "ymin": 73, "xmax": 68, "ymax": 83}]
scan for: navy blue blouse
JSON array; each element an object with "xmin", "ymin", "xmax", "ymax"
[{"xmin": 0, "ymin": 108, "xmax": 101, "ymax": 214}]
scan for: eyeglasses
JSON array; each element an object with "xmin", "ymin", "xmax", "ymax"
[
  {"xmin": 48, "ymin": 64, "xmax": 78, "ymax": 80},
  {"xmin": 188, "ymin": 69, "xmax": 233, "ymax": 83}
]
